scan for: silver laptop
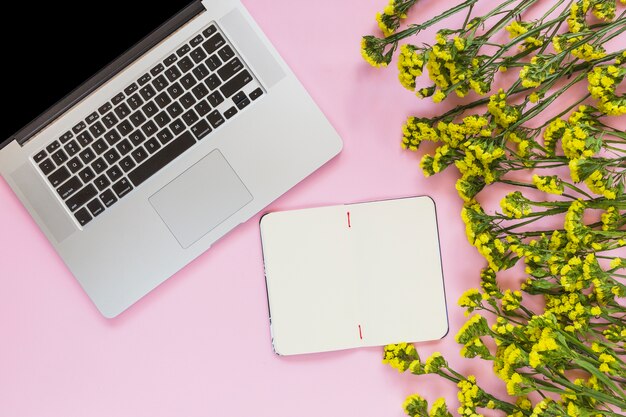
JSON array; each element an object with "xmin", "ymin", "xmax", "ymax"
[{"xmin": 0, "ymin": 0, "xmax": 342, "ymax": 317}]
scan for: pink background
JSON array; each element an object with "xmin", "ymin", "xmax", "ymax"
[{"xmin": 0, "ymin": 0, "xmax": 594, "ymax": 416}]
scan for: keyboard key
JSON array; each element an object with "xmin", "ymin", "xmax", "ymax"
[
  {"xmin": 218, "ymin": 57, "xmax": 243, "ymax": 81},
  {"xmin": 180, "ymin": 92, "xmax": 196, "ymax": 109},
  {"xmin": 205, "ymin": 74, "xmax": 221, "ymax": 90},
  {"xmin": 190, "ymin": 47, "xmax": 207, "ymax": 63},
  {"xmin": 250, "ymin": 88, "xmax": 263, "ymax": 101},
  {"xmin": 78, "ymin": 166, "xmax": 95, "ymax": 183},
  {"xmin": 224, "ymin": 106, "xmax": 238, "ymax": 119},
  {"xmin": 33, "ymin": 150, "xmax": 47, "ymax": 163},
  {"xmin": 208, "ymin": 91, "xmax": 224, "ymax": 107},
  {"xmin": 106, "ymin": 165, "xmax": 123, "ymax": 182},
  {"xmin": 117, "ymin": 120, "xmax": 134, "ymax": 136},
  {"xmin": 130, "ymin": 110, "xmax": 147, "ymax": 127},
  {"xmin": 99, "ymin": 189, "xmax": 118, "ymax": 207},
  {"xmin": 66, "ymin": 184, "xmax": 97, "ymax": 212},
  {"xmin": 46, "ymin": 140, "xmax": 61, "ymax": 153},
  {"xmin": 104, "ymin": 149, "xmax": 121, "ymax": 165},
  {"xmin": 93, "ymin": 139, "xmax": 108, "ymax": 155},
  {"xmin": 51, "ymin": 149, "xmax": 69, "ymax": 165},
  {"xmin": 191, "ymin": 119, "xmax": 212, "ymax": 140},
  {"xmin": 92, "ymin": 158, "xmax": 107, "ymax": 174},
  {"xmin": 155, "ymin": 92, "xmax": 172, "ymax": 109},
  {"xmin": 86, "ymin": 111, "xmax": 99, "ymax": 124},
  {"xmin": 87, "ymin": 199, "xmax": 105, "ymax": 217},
  {"xmin": 132, "ymin": 147, "xmax": 149, "ymax": 164},
  {"xmin": 116, "ymin": 139, "xmax": 132, "ymax": 156},
  {"xmin": 141, "ymin": 120, "xmax": 158, "ymax": 137},
  {"xmin": 98, "ymin": 102, "xmax": 113, "ymax": 115},
  {"xmin": 220, "ymin": 70, "xmax": 252, "ymax": 98},
  {"xmin": 104, "ymin": 129, "xmax": 122, "ymax": 145},
  {"xmin": 146, "ymin": 137, "xmax": 162, "ymax": 152},
  {"xmin": 177, "ymin": 56, "xmax": 194, "ymax": 73},
  {"xmin": 205, "ymin": 54, "xmax": 222, "ymax": 71},
  {"xmin": 218, "ymin": 45, "xmax": 235, "ymax": 62},
  {"xmin": 177, "ymin": 44, "xmax": 191, "ymax": 57},
  {"xmin": 154, "ymin": 111, "xmax": 171, "ymax": 128},
  {"xmin": 192, "ymin": 83, "xmax": 209, "ymax": 100},
  {"xmin": 128, "ymin": 131, "xmax": 195, "ymax": 186},
  {"xmin": 165, "ymin": 66, "xmax": 182, "ymax": 82},
  {"xmin": 182, "ymin": 109, "xmax": 199, "ymax": 126},
  {"xmin": 124, "ymin": 83, "xmax": 139, "ymax": 95},
  {"xmin": 151, "ymin": 63, "xmax": 165, "ymax": 76},
  {"xmin": 65, "ymin": 140, "xmax": 80, "ymax": 156},
  {"xmin": 152, "ymin": 74, "xmax": 169, "ymax": 92},
  {"xmin": 48, "ymin": 166, "xmax": 71, "ymax": 187},
  {"xmin": 57, "ymin": 177, "xmax": 82, "ymax": 200},
  {"xmin": 180, "ymin": 73, "xmax": 197, "ymax": 90},
  {"xmin": 236, "ymin": 97, "xmax": 251, "ymax": 110},
  {"xmin": 233, "ymin": 91, "xmax": 247, "ymax": 104},
  {"xmin": 89, "ymin": 121, "xmax": 106, "ymax": 138},
  {"xmin": 60, "ymin": 131, "xmax": 74, "ymax": 144},
  {"xmin": 166, "ymin": 102, "xmax": 184, "ymax": 118},
  {"xmin": 202, "ymin": 25, "xmax": 217, "ymax": 38},
  {"xmin": 207, "ymin": 110, "xmax": 225, "ymax": 129},
  {"xmin": 74, "ymin": 207, "xmax": 93, "ymax": 227},
  {"xmin": 39, "ymin": 160, "xmax": 58, "ymax": 183},
  {"xmin": 102, "ymin": 112, "xmax": 119, "ymax": 129},
  {"xmin": 114, "ymin": 103, "xmax": 131, "ymax": 119},
  {"xmin": 77, "ymin": 131, "xmax": 94, "ymax": 147},
  {"xmin": 127, "ymin": 94, "xmax": 144, "ymax": 110},
  {"xmin": 203, "ymin": 33, "xmax": 226, "ymax": 55},
  {"xmin": 190, "ymin": 34, "xmax": 204, "ymax": 47},
  {"xmin": 72, "ymin": 121, "xmax": 87, "ymax": 134},
  {"xmin": 79, "ymin": 148, "xmax": 96, "ymax": 164},
  {"xmin": 156, "ymin": 127, "xmax": 175, "ymax": 144},
  {"xmin": 129, "ymin": 130, "xmax": 146, "ymax": 146},
  {"xmin": 138, "ymin": 73, "xmax": 152, "ymax": 86},
  {"xmin": 142, "ymin": 101, "xmax": 158, "ymax": 118},
  {"xmin": 119, "ymin": 156, "xmax": 136, "ymax": 172},
  {"xmin": 140, "ymin": 85, "xmax": 156, "ymax": 101},
  {"xmin": 192, "ymin": 64, "xmax": 210, "ymax": 81},
  {"xmin": 169, "ymin": 119, "xmax": 186, "ymax": 135},
  {"xmin": 164, "ymin": 54, "xmax": 178, "ymax": 67},
  {"xmin": 167, "ymin": 83, "xmax": 184, "ymax": 100},
  {"xmin": 112, "ymin": 92, "xmax": 125, "ymax": 105},
  {"xmin": 194, "ymin": 100, "xmax": 211, "ymax": 117},
  {"xmin": 67, "ymin": 157, "xmax": 83, "ymax": 173},
  {"xmin": 112, "ymin": 178, "xmax": 133, "ymax": 198}
]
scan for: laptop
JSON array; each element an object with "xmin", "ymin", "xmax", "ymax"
[{"xmin": 0, "ymin": 0, "xmax": 343, "ymax": 318}]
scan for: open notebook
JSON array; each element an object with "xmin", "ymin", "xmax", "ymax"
[{"xmin": 260, "ymin": 196, "xmax": 448, "ymax": 355}]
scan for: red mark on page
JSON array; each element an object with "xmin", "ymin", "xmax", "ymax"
[
  {"xmin": 358, "ymin": 324, "xmax": 363, "ymax": 340},
  {"xmin": 347, "ymin": 211, "xmax": 351, "ymax": 228}
]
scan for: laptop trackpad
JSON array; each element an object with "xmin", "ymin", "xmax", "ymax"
[{"xmin": 149, "ymin": 150, "xmax": 253, "ymax": 249}]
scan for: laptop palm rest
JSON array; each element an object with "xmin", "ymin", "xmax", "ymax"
[{"xmin": 149, "ymin": 150, "xmax": 253, "ymax": 249}]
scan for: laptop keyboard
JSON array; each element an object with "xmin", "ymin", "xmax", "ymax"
[{"xmin": 31, "ymin": 23, "xmax": 265, "ymax": 228}]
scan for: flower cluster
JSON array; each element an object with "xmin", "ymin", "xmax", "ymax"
[{"xmin": 365, "ymin": 0, "xmax": 626, "ymax": 416}]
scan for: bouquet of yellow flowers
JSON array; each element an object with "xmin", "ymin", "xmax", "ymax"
[{"xmin": 362, "ymin": 1, "xmax": 626, "ymax": 416}]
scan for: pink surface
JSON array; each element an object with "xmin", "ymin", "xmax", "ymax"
[{"xmin": 0, "ymin": 1, "xmax": 553, "ymax": 416}]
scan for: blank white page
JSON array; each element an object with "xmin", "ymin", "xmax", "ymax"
[{"xmin": 260, "ymin": 196, "xmax": 448, "ymax": 355}]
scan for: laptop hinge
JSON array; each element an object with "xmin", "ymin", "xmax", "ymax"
[{"xmin": 1, "ymin": 0, "xmax": 205, "ymax": 152}]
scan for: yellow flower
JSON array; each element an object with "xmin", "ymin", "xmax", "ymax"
[
  {"xmin": 433, "ymin": 90, "xmax": 447, "ymax": 103},
  {"xmin": 610, "ymin": 258, "xmax": 622, "ymax": 269},
  {"xmin": 397, "ymin": 44, "xmax": 424, "ymax": 90},
  {"xmin": 361, "ymin": 37, "xmax": 388, "ymax": 68},
  {"xmin": 533, "ymin": 175, "xmax": 564, "ymax": 195},
  {"xmin": 505, "ymin": 21, "xmax": 529, "ymax": 38},
  {"xmin": 403, "ymin": 394, "xmax": 428, "ymax": 417}
]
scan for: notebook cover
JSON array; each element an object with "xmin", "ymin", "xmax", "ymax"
[{"xmin": 260, "ymin": 196, "xmax": 448, "ymax": 355}]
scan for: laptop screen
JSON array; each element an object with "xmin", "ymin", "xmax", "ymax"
[{"xmin": 3, "ymin": 1, "xmax": 195, "ymax": 141}]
